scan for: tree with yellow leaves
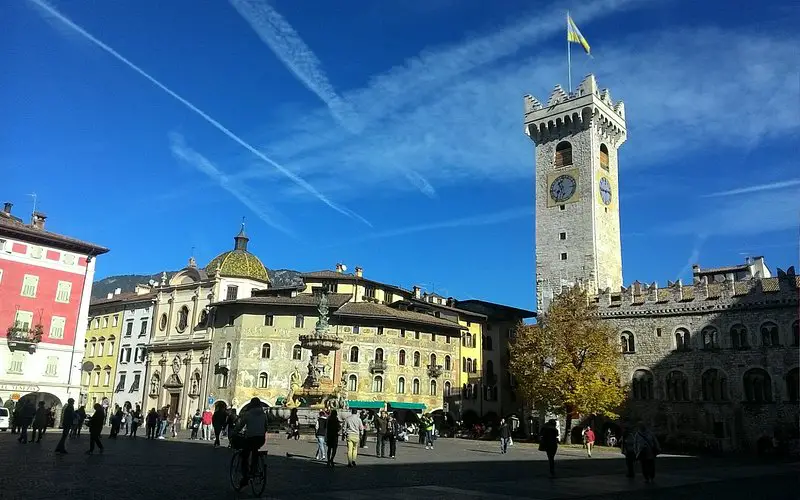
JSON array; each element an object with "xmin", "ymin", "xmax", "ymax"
[{"xmin": 510, "ymin": 285, "xmax": 623, "ymax": 443}]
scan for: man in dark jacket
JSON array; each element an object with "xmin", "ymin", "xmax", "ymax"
[
  {"xmin": 374, "ymin": 411, "xmax": 388, "ymax": 458},
  {"xmin": 86, "ymin": 403, "xmax": 105, "ymax": 454},
  {"xmin": 55, "ymin": 398, "xmax": 75, "ymax": 454},
  {"xmin": 499, "ymin": 418, "xmax": 512, "ymax": 454},
  {"xmin": 212, "ymin": 405, "xmax": 228, "ymax": 447},
  {"xmin": 539, "ymin": 419, "xmax": 560, "ymax": 477},
  {"xmin": 386, "ymin": 413, "xmax": 399, "ymax": 459}
]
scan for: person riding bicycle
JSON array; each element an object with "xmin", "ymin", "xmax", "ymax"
[{"xmin": 232, "ymin": 397, "xmax": 268, "ymax": 490}]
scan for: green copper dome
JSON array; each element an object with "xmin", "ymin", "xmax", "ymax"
[{"xmin": 205, "ymin": 225, "xmax": 270, "ymax": 284}]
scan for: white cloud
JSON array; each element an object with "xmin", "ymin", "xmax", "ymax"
[
  {"xmin": 704, "ymin": 179, "xmax": 800, "ymax": 198},
  {"xmin": 169, "ymin": 133, "xmax": 295, "ymax": 236}
]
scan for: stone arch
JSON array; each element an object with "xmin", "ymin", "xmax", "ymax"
[
  {"xmin": 700, "ymin": 367, "xmax": 729, "ymax": 402},
  {"xmin": 673, "ymin": 325, "xmax": 691, "ymax": 351},
  {"xmin": 630, "ymin": 368, "xmax": 655, "ymax": 400},
  {"xmin": 758, "ymin": 320, "xmax": 780, "ymax": 347},
  {"xmin": 700, "ymin": 324, "xmax": 720, "ymax": 350},
  {"xmin": 554, "ymin": 140, "xmax": 572, "ymax": 167},
  {"xmin": 664, "ymin": 369, "xmax": 691, "ymax": 401},
  {"xmin": 742, "ymin": 367, "xmax": 773, "ymax": 403},
  {"xmin": 729, "ymin": 323, "xmax": 749, "ymax": 349},
  {"xmin": 620, "ymin": 330, "xmax": 635, "ymax": 353},
  {"xmin": 18, "ymin": 392, "xmax": 63, "ymax": 427}
]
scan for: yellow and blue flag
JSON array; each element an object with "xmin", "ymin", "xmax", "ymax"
[{"xmin": 567, "ymin": 15, "xmax": 591, "ymax": 55}]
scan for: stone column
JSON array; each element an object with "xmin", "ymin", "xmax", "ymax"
[
  {"xmin": 142, "ymin": 353, "xmax": 153, "ymax": 411},
  {"xmin": 157, "ymin": 355, "xmax": 167, "ymax": 408},
  {"xmin": 181, "ymin": 352, "xmax": 193, "ymax": 420},
  {"xmin": 190, "ymin": 290, "xmax": 199, "ymax": 331},
  {"xmin": 166, "ymin": 295, "xmax": 175, "ymax": 338},
  {"xmin": 198, "ymin": 350, "xmax": 210, "ymax": 412}
]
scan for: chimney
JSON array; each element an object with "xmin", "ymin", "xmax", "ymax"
[
  {"xmin": 355, "ymin": 266, "xmax": 363, "ymax": 278},
  {"xmin": 31, "ymin": 211, "xmax": 47, "ymax": 230},
  {"xmin": 2, "ymin": 202, "xmax": 11, "ymax": 215},
  {"xmin": 114, "ymin": 287, "xmax": 122, "ymax": 296},
  {"xmin": 446, "ymin": 297, "xmax": 454, "ymax": 307},
  {"xmin": 335, "ymin": 263, "xmax": 344, "ymax": 273},
  {"xmin": 413, "ymin": 286, "xmax": 421, "ymax": 299}
]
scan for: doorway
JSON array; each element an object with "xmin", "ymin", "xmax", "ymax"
[{"xmin": 169, "ymin": 393, "xmax": 180, "ymax": 417}]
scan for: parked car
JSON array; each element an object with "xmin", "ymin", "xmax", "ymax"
[{"xmin": 0, "ymin": 407, "xmax": 10, "ymax": 431}]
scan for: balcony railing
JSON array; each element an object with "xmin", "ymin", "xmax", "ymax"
[
  {"xmin": 218, "ymin": 357, "xmax": 230, "ymax": 370},
  {"xmin": 427, "ymin": 364, "xmax": 443, "ymax": 378},
  {"xmin": 369, "ymin": 359, "xmax": 387, "ymax": 373},
  {"xmin": 6, "ymin": 323, "xmax": 44, "ymax": 354}
]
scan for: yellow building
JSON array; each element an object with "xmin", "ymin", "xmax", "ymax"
[{"xmin": 82, "ymin": 291, "xmax": 126, "ymax": 409}]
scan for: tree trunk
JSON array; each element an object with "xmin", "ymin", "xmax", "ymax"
[{"xmin": 564, "ymin": 404, "xmax": 574, "ymax": 444}]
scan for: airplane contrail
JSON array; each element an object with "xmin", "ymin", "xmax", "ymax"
[{"xmin": 27, "ymin": 0, "xmax": 370, "ymax": 226}]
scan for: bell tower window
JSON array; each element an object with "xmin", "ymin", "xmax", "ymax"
[
  {"xmin": 554, "ymin": 141, "xmax": 572, "ymax": 167},
  {"xmin": 600, "ymin": 144, "xmax": 609, "ymax": 170}
]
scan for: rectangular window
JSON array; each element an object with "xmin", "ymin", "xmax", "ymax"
[
  {"xmin": 30, "ymin": 246, "xmax": 43, "ymax": 259},
  {"xmin": 130, "ymin": 373, "xmax": 141, "ymax": 392},
  {"xmin": 139, "ymin": 320, "xmax": 148, "ymax": 336},
  {"xmin": 432, "ymin": 334, "xmax": 437, "ymax": 342},
  {"xmin": 112, "ymin": 315, "xmax": 119, "ymax": 327},
  {"xmin": 94, "ymin": 318, "xmax": 100, "ymax": 329},
  {"xmin": 226, "ymin": 286, "xmax": 239, "ymax": 301},
  {"xmin": 560, "ymin": 252, "xmax": 568, "ymax": 260},
  {"xmin": 559, "ymin": 205, "xmax": 565, "ymax": 211},
  {"xmin": 377, "ymin": 327, "xmax": 384, "ymax": 336},
  {"xmin": 125, "ymin": 321, "xmax": 134, "ymax": 337},
  {"xmin": 102, "ymin": 317, "xmax": 108, "ymax": 328},
  {"xmin": 265, "ymin": 314, "xmax": 274, "ymax": 327},
  {"xmin": 323, "ymin": 281, "xmax": 338, "ymax": 293},
  {"xmin": 7, "ymin": 353, "xmax": 24, "ymax": 374},
  {"xmin": 365, "ymin": 286, "xmax": 375, "ymax": 299},
  {"xmin": 54, "ymin": 281, "xmax": 72, "ymax": 303},
  {"xmin": 21, "ymin": 274, "xmax": 39, "ymax": 298},
  {"xmin": 49, "ymin": 316, "xmax": 66, "ymax": 339},
  {"xmin": 353, "ymin": 326, "xmax": 360, "ymax": 334},
  {"xmin": 414, "ymin": 331, "xmax": 420, "ymax": 340},
  {"xmin": 14, "ymin": 310, "xmax": 33, "ymax": 331},
  {"xmin": 295, "ymin": 315, "xmax": 304, "ymax": 328},
  {"xmin": 559, "ymin": 232, "xmax": 567, "ymax": 240},
  {"xmin": 399, "ymin": 329, "xmax": 405, "ymax": 338},
  {"xmin": 116, "ymin": 373, "xmax": 127, "ymax": 392},
  {"xmin": 384, "ymin": 291, "xmax": 393, "ymax": 303},
  {"xmin": 44, "ymin": 356, "xmax": 58, "ymax": 376}
]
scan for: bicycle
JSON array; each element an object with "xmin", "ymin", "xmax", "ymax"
[{"xmin": 230, "ymin": 448, "xmax": 267, "ymax": 496}]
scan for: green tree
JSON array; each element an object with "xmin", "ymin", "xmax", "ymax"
[{"xmin": 510, "ymin": 286, "xmax": 623, "ymax": 442}]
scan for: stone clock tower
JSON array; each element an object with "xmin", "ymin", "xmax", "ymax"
[{"xmin": 524, "ymin": 74, "xmax": 627, "ymax": 313}]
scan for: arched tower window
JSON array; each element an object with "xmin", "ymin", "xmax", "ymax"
[
  {"xmin": 412, "ymin": 378, "xmax": 420, "ymax": 395},
  {"xmin": 292, "ymin": 344, "xmax": 302, "ymax": 360},
  {"xmin": 374, "ymin": 348, "xmax": 384, "ymax": 362},
  {"xmin": 261, "ymin": 343, "xmax": 271, "ymax": 359},
  {"xmin": 555, "ymin": 141, "xmax": 573, "ymax": 167},
  {"xmin": 675, "ymin": 328, "xmax": 691, "ymax": 351},
  {"xmin": 397, "ymin": 377, "xmax": 406, "ymax": 394},
  {"xmin": 224, "ymin": 342, "xmax": 232, "ymax": 358},
  {"xmin": 743, "ymin": 368, "xmax": 772, "ymax": 403},
  {"xmin": 372, "ymin": 375, "xmax": 384, "ymax": 392},
  {"xmin": 701, "ymin": 369, "xmax": 728, "ymax": 402},
  {"xmin": 444, "ymin": 355, "xmax": 451, "ymax": 371},
  {"xmin": 620, "ymin": 331, "xmax": 635, "ymax": 353},
  {"xmin": 430, "ymin": 353, "xmax": 437, "ymax": 367},
  {"xmin": 599, "ymin": 143, "xmax": 609, "ymax": 170},
  {"xmin": 429, "ymin": 379, "xmax": 437, "ymax": 396},
  {"xmin": 701, "ymin": 326, "xmax": 719, "ymax": 350},
  {"xmin": 413, "ymin": 351, "xmax": 420, "ymax": 367},
  {"xmin": 258, "ymin": 372, "xmax": 268, "ymax": 388},
  {"xmin": 760, "ymin": 322, "xmax": 780, "ymax": 347},
  {"xmin": 631, "ymin": 370, "xmax": 654, "ymax": 400},
  {"xmin": 665, "ymin": 371, "xmax": 690, "ymax": 401},
  {"xmin": 444, "ymin": 381, "xmax": 451, "ymax": 397},
  {"xmin": 730, "ymin": 324, "xmax": 749, "ymax": 349},
  {"xmin": 398, "ymin": 349, "xmax": 406, "ymax": 365}
]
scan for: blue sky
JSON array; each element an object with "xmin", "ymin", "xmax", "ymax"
[{"xmin": 2, "ymin": 0, "xmax": 798, "ymax": 310}]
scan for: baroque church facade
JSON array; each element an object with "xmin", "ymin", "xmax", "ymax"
[{"xmin": 524, "ymin": 74, "xmax": 799, "ymax": 451}]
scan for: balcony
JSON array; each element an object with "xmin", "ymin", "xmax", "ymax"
[
  {"xmin": 218, "ymin": 357, "xmax": 230, "ymax": 370},
  {"xmin": 427, "ymin": 364, "xmax": 443, "ymax": 378},
  {"xmin": 369, "ymin": 359, "xmax": 387, "ymax": 373},
  {"xmin": 6, "ymin": 323, "xmax": 43, "ymax": 354}
]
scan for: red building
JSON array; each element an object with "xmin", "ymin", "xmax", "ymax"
[{"xmin": 0, "ymin": 202, "xmax": 108, "ymax": 415}]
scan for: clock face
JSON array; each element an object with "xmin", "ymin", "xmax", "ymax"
[
  {"xmin": 549, "ymin": 175, "xmax": 577, "ymax": 203},
  {"xmin": 599, "ymin": 177, "xmax": 612, "ymax": 205}
]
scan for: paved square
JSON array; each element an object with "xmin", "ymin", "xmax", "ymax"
[{"xmin": 0, "ymin": 430, "xmax": 796, "ymax": 499}]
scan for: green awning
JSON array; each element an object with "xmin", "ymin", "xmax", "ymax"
[
  {"xmin": 387, "ymin": 402, "xmax": 426, "ymax": 411},
  {"xmin": 348, "ymin": 400, "xmax": 385, "ymax": 409}
]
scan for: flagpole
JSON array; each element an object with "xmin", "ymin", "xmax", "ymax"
[{"xmin": 566, "ymin": 11, "xmax": 572, "ymax": 93}]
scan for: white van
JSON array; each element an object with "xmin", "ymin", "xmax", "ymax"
[{"xmin": 0, "ymin": 407, "xmax": 9, "ymax": 431}]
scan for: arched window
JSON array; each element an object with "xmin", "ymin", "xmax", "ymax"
[
  {"xmin": 292, "ymin": 344, "xmax": 302, "ymax": 360},
  {"xmin": 412, "ymin": 378, "xmax": 420, "ymax": 395},
  {"xmin": 620, "ymin": 331, "xmax": 635, "ymax": 353},
  {"xmin": 743, "ymin": 368, "xmax": 772, "ymax": 403},
  {"xmin": 786, "ymin": 368, "xmax": 799, "ymax": 403},
  {"xmin": 397, "ymin": 377, "xmax": 406, "ymax": 394},
  {"xmin": 761, "ymin": 322, "xmax": 780, "ymax": 347},
  {"xmin": 159, "ymin": 313, "xmax": 167, "ymax": 331},
  {"xmin": 430, "ymin": 379, "xmax": 437, "ymax": 396},
  {"xmin": 430, "ymin": 353, "xmax": 437, "ymax": 367},
  {"xmin": 398, "ymin": 349, "xmax": 406, "ymax": 365},
  {"xmin": 372, "ymin": 375, "xmax": 383, "ymax": 392},
  {"xmin": 413, "ymin": 351, "xmax": 420, "ymax": 367},
  {"xmin": 675, "ymin": 328, "xmax": 690, "ymax": 351},
  {"xmin": 631, "ymin": 370, "xmax": 654, "ymax": 400},
  {"xmin": 701, "ymin": 369, "xmax": 728, "ymax": 402},
  {"xmin": 349, "ymin": 346, "xmax": 359, "ymax": 363},
  {"xmin": 466, "ymin": 358, "xmax": 473, "ymax": 373},
  {"xmin": 484, "ymin": 336, "xmax": 493, "ymax": 350},
  {"xmin": 792, "ymin": 321, "xmax": 799, "ymax": 347},
  {"xmin": 374, "ymin": 348, "xmax": 384, "ymax": 362},
  {"xmin": 149, "ymin": 373, "xmax": 160, "ymax": 395},
  {"xmin": 463, "ymin": 332, "xmax": 473, "ymax": 347},
  {"xmin": 444, "ymin": 355, "xmax": 451, "ymax": 371},
  {"xmin": 348, "ymin": 374, "xmax": 358, "ymax": 392},
  {"xmin": 463, "ymin": 383, "xmax": 470, "ymax": 399},
  {"xmin": 599, "ymin": 143, "xmax": 609, "ymax": 170},
  {"xmin": 258, "ymin": 372, "xmax": 268, "ymax": 388},
  {"xmin": 177, "ymin": 306, "xmax": 189, "ymax": 332},
  {"xmin": 730, "ymin": 324, "xmax": 749, "ymax": 349},
  {"xmin": 260, "ymin": 343, "xmax": 271, "ymax": 359},
  {"xmin": 555, "ymin": 141, "xmax": 573, "ymax": 167},
  {"xmin": 701, "ymin": 326, "xmax": 719, "ymax": 350},
  {"xmin": 88, "ymin": 339, "xmax": 96, "ymax": 357},
  {"xmin": 98, "ymin": 338, "xmax": 105, "ymax": 356},
  {"xmin": 666, "ymin": 371, "xmax": 690, "ymax": 401},
  {"xmin": 224, "ymin": 342, "xmax": 232, "ymax": 358},
  {"xmin": 444, "ymin": 381, "xmax": 451, "ymax": 397}
]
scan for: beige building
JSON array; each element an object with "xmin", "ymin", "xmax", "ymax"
[
  {"xmin": 143, "ymin": 226, "xmax": 270, "ymax": 420},
  {"xmin": 207, "ymin": 266, "xmax": 465, "ymax": 418}
]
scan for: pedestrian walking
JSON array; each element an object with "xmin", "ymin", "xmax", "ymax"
[
  {"xmin": 17, "ymin": 401, "xmax": 35, "ymax": 444},
  {"xmin": 287, "ymin": 408, "xmax": 300, "ymax": 440},
  {"xmin": 109, "ymin": 405, "xmax": 122, "ymax": 438},
  {"xmin": 344, "ymin": 408, "xmax": 364, "ymax": 467},
  {"xmin": 314, "ymin": 410, "xmax": 328, "ymax": 461},
  {"xmin": 212, "ymin": 405, "xmax": 227, "ymax": 447},
  {"xmin": 171, "ymin": 411, "xmax": 180, "ymax": 438},
  {"xmin": 374, "ymin": 411, "xmax": 388, "ymax": 458},
  {"xmin": 190, "ymin": 409, "xmax": 202, "ymax": 439},
  {"xmin": 359, "ymin": 410, "xmax": 372, "ymax": 448},
  {"xmin": 226, "ymin": 408, "xmax": 237, "ymax": 446},
  {"xmin": 386, "ymin": 413, "xmax": 399, "ymax": 459},
  {"xmin": 585, "ymin": 426, "xmax": 596, "ymax": 458},
  {"xmin": 75, "ymin": 406, "xmax": 86, "ymax": 437},
  {"xmin": 146, "ymin": 409, "xmax": 158, "ymax": 439},
  {"xmin": 32, "ymin": 401, "xmax": 48, "ymax": 443},
  {"xmin": 86, "ymin": 403, "xmax": 105, "ymax": 454},
  {"xmin": 421, "ymin": 413, "xmax": 435, "ymax": 450},
  {"xmin": 201, "ymin": 407, "xmax": 213, "ymax": 440},
  {"xmin": 539, "ymin": 419, "xmax": 560, "ymax": 477},
  {"xmin": 634, "ymin": 422, "xmax": 661, "ymax": 483},
  {"xmin": 129, "ymin": 405, "xmax": 142, "ymax": 438},
  {"xmin": 55, "ymin": 398, "xmax": 75, "ymax": 454},
  {"xmin": 325, "ymin": 410, "xmax": 340, "ymax": 467},
  {"xmin": 498, "ymin": 418, "xmax": 511, "ymax": 454},
  {"xmin": 620, "ymin": 422, "xmax": 637, "ymax": 478}
]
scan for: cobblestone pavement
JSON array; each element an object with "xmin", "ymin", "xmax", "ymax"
[{"xmin": 1, "ymin": 430, "xmax": 797, "ymax": 499}]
